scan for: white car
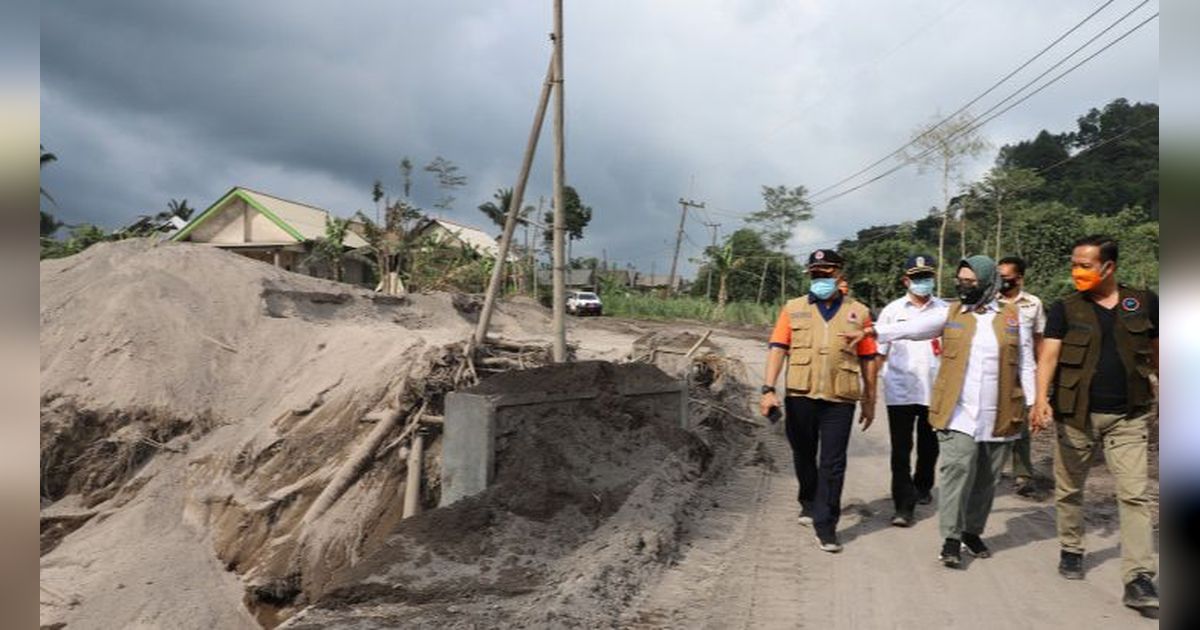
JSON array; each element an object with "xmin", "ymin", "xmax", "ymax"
[{"xmin": 566, "ymin": 290, "xmax": 603, "ymax": 316}]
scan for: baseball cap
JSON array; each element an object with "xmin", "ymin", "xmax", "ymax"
[
  {"xmin": 904, "ymin": 254, "xmax": 936, "ymax": 275},
  {"xmin": 806, "ymin": 249, "xmax": 844, "ymax": 268}
]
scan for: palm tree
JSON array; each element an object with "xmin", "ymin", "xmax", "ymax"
[
  {"xmin": 40, "ymin": 145, "xmax": 58, "ymax": 206},
  {"xmin": 705, "ymin": 242, "xmax": 743, "ymax": 311},
  {"xmin": 166, "ymin": 198, "xmax": 194, "ymax": 221}
]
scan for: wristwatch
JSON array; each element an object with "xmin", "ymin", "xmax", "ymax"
[{"xmin": 761, "ymin": 385, "xmax": 776, "ymax": 395}]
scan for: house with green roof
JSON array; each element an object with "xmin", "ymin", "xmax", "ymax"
[{"xmin": 170, "ymin": 186, "xmax": 372, "ymax": 284}]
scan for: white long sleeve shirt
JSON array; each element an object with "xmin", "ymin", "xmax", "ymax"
[
  {"xmin": 874, "ymin": 299, "xmax": 1036, "ymax": 442},
  {"xmin": 876, "ymin": 295, "xmax": 946, "ymax": 407}
]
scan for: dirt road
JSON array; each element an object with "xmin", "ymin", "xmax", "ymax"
[{"xmin": 599, "ymin": 323, "xmax": 1158, "ymax": 629}]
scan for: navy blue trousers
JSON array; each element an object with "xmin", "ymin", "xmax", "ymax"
[{"xmin": 784, "ymin": 396, "xmax": 855, "ymax": 539}]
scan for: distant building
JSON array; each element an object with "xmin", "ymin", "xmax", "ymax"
[
  {"xmin": 410, "ymin": 217, "xmax": 518, "ymax": 262},
  {"xmin": 170, "ymin": 186, "xmax": 371, "ymax": 284},
  {"xmin": 535, "ymin": 268, "xmax": 596, "ymax": 288},
  {"xmin": 632, "ymin": 272, "xmax": 683, "ymax": 292}
]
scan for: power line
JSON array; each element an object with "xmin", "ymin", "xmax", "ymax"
[
  {"xmin": 806, "ymin": 0, "xmax": 1123, "ymax": 202},
  {"xmin": 810, "ymin": 10, "xmax": 1158, "ymax": 208}
]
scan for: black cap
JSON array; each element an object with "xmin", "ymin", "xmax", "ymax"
[
  {"xmin": 806, "ymin": 249, "xmax": 844, "ymax": 268},
  {"xmin": 904, "ymin": 254, "xmax": 936, "ymax": 275}
]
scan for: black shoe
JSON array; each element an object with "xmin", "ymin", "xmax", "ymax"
[
  {"xmin": 1122, "ymin": 573, "xmax": 1159, "ymax": 618},
  {"xmin": 891, "ymin": 512, "xmax": 913, "ymax": 527},
  {"xmin": 961, "ymin": 533, "xmax": 991, "ymax": 558},
  {"xmin": 939, "ymin": 538, "xmax": 962, "ymax": 568},
  {"xmin": 1014, "ymin": 477, "xmax": 1037, "ymax": 498},
  {"xmin": 916, "ymin": 490, "xmax": 933, "ymax": 505},
  {"xmin": 1058, "ymin": 550, "xmax": 1084, "ymax": 580}
]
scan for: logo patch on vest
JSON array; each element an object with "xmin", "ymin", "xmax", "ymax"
[
  {"xmin": 1005, "ymin": 314, "xmax": 1019, "ymax": 328},
  {"xmin": 790, "ymin": 311, "xmax": 811, "ymax": 319},
  {"xmin": 847, "ymin": 310, "xmax": 858, "ymax": 323},
  {"xmin": 1121, "ymin": 297, "xmax": 1140, "ymax": 312}
]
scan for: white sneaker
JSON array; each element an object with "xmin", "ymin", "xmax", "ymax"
[
  {"xmin": 797, "ymin": 513, "xmax": 813, "ymax": 526},
  {"xmin": 816, "ymin": 535, "xmax": 843, "ymax": 553}
]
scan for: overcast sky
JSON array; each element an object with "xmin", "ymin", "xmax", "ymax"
[{"xmin": 40, "ymin": 0, "xmax": 1158, "ymax": 276}]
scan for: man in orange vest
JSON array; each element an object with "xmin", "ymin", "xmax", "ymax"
[
  {"xmin": 848, "ymin": 255, "xmax": 1036, "ymax": 568},
  {"xmin": 1032, "ymin": 235, "xmax": 1159, "ymax": 618},
  {"xmin": 760, "ymin": 249, "xmax": 879, "ymax": 553}
]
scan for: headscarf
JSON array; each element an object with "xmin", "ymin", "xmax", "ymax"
[{"xmin": 959, "ymin": 254, "xmax": 999, "ymax": 310}]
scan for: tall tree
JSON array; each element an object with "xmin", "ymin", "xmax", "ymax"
[
  {"xmin": 424, "ymin": 156, "xmax": 468, "ymax": 213},
  {"xmin": 399, "ymin": 157, "xmax": 414, "ymax": 198},
  {"xmin": 973, "ymin": 166, "xmax": 1043, "ymax": 258},
  {"xmin": 744, "ymin": 184, "xmax": 813, "ymax": 251},
  {"xmin": 904, "ymin": 111, "xmax": 990, "ymax": 295},
  {"xmin": 542, "ymin": 185, "xmax": 592, "ymax": 244}
]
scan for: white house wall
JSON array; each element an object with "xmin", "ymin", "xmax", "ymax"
[
  {"xmin": 189, "ymin": 198, "xmax": 247, "ymax": 243},
  {"xmin": 246, "ymin": 205, "xmax": 295, "ymax": 243}
]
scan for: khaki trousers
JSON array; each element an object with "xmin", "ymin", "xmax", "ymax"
[
  {"xmin": 1054, "ymin": 410, "xmax": 1156, "ymax": 583},
  {"xmin": 937, "ymin": 430, "xmax": 1010, "ymax": 541}
]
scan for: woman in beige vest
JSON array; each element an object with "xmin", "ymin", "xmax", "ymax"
[{"xmin": 850, "ymin": 255, "xmax": 1036, "ymax": 568}]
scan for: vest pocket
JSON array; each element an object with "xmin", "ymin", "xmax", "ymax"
[
  {"xmin": 1055, "ymin": 369, "xmax": 1082, "ymax": 414},
  {"xmin": 789, "ymin": 323, "xmax": 813, "ymax": 348},
  {"xmin": 787, "ymin": 354, "xmax": 812, "ymax": 393},
  {"xmin": 833, "ymin": 364, "xmax": 862, "ymax": 400},
  {"xmin": 1058, "ymin": 342, "xmax": 1087, "ymax": 366}
]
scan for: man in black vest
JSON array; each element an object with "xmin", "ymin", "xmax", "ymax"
[{"xmin": 1033, "ymin": 235, "xmax": 1159, "ymax": 619}]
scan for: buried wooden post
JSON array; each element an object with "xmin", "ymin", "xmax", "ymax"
[{"xmin": 402, "ymin": 429, "xmax": 425, "ymax": 519}]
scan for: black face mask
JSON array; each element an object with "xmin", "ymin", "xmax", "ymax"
[
  {"xmin": 1000, "ymin": 278, "xmax": 1017, "ymax": 295},
  {"xmin": 957, "ymin": 281, "xmax": 985, "ymax": 305}
]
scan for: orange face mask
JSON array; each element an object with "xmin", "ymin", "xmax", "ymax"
[{"xmin": 1072, "ymin": 265, "xmax": 1107, "ymax": 292}]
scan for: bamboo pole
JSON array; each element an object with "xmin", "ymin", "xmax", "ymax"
[
  {"xmin": 402, "ymin": 430, "xmax": 424, "ymax": 519},
  {"xmin": 474, "ymin": 54, "xmax": 556, "ymax": 346}
]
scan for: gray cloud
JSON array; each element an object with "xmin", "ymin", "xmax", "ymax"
[{"xmin": 41, "ymin": 0, "xmax": 1158, "ymax": 275}]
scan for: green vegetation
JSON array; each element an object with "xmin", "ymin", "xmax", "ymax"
[
  {"xmin": 838, "ymin": 98, "xmax": 1158, "ymax": 308},
  {"xmin": 601, "ymin": 292, "xmax": 780, "ymax": 327}
]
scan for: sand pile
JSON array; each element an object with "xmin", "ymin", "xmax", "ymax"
[
  {"xmin": 40, "ymin": 240, "xmax": 489, "ymax": 629},
  {"xmin": 40, "ymin": 240, "xmax": 751, "ymax": 629},
  {"xmin": 281, "ymin": 362, "xmax": 752, "ymax": 629}
]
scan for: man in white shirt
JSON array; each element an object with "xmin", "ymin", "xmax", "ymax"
[
  {"xmin": 997, "ymin": 256, "xmax": 1046, "ymax": 497},
  {"xmin": 876, "ymin": 255, "xmax": 945, "ymax": 527},
  {"xmin": 848, "ymin": 255, "xmax": 1037, "ymax": 568}
]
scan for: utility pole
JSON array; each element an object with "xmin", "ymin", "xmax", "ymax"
[
  {"xmin": 473, "ymin": 53, "xmax": 556, "ymax": 347},
  {"xmin": 702, "ymin": 221, "xmax": 720, "ymax": 299},
  {"xmin": 550, "ymin": 0, "xmax": 567, "ymax": 361},
  {"xmin": 668, "ymin": 197, "xmax": 704, "ymax": 295}
]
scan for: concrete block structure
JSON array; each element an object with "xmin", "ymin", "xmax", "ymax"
[{"xmin": 440, "ymin": 361, "xmax": 687, "ymax": 507}]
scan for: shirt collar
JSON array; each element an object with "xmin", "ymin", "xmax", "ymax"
[{"xmin": 808, "ymin": 292, "xmax": 844, "ymax": 307}]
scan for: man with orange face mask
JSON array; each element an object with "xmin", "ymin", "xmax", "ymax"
[{"xmin": 1032, "ymin": 235, "xmax": 1159, "ymax": 619}]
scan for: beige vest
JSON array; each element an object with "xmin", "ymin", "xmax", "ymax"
[
  {"xmin": 929, "ymin": 302, "xmax": 1024, "ymax": 437},
  {"xmin": 784, "ymin": 296, "xmax": 871, "ymax": 402}
]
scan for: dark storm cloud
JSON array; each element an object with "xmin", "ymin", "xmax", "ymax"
[{"xmin": 41, "ymin": 0, "xmax": 1157, "ymax": 274}]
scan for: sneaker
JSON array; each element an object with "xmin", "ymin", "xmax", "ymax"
[
  {"xmin": 916, "ymin": 490, "xmax": 933, "ymax": 505},
  {"xmin": 939, "ymin": 538, "xmax": 962, "ymax": 568},
  {"xmin": 1122, "ymin": 573, "xmax": 1159, "ymax": 618},
  {"xmin": 891, "ymin": 512, "xmax": 913, "ymax": 527},
  {"xmin": 1058, "ymin": 550, "xmax": 1084, "ymax": 580},
  {"xmin": 1014, "ymin": 476, "xmax": 1037, "ymax": 498},
  {"xmin": 797, "ymin": 503, "xmax": 814, "ymax": 526},
  {"xmin": 961, "ymin": 533, "xmax": 991, "ymax": 558},
  {"xmin": 816, "ymin": 534, "xmax": 843, "ymax": 553}
]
